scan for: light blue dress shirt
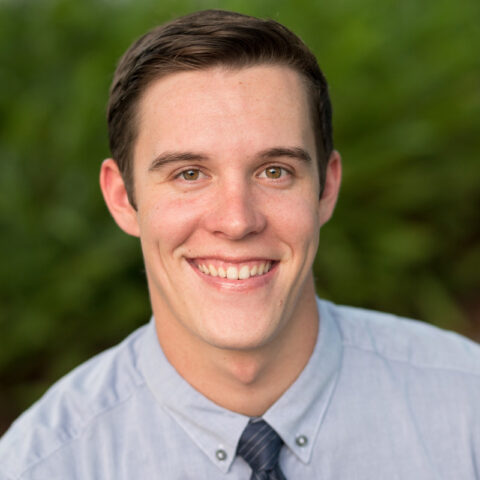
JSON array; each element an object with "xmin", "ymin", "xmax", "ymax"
[{"xmin": 1, "ymin": 299, "xmax": 479, "ymax": 479}]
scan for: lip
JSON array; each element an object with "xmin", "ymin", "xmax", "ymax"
[
  {"xmin": 187, "ymin": 258, "xmax": 278, "ymax": 292},
  {"xmin": 190, "ymin": 256, "xmax": 276, "ymax": 263}
]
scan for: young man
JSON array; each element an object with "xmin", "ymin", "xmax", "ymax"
[{"xmin": 1, "ymin": 10, "xmax": 479, "ymax": 479}]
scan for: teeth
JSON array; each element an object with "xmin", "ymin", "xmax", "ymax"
[
  {"xmin": 197, "ymin": 261, "xmax": 273, "ymax": 280},
  {"xmin": 239, "ymin": 265, "xmax": 250, "ymax": 279},
  {"xmin": 227, "ymin": 266, "xmax": 238, "ymax": 280}
]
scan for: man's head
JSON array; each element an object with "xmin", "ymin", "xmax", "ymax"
[
  {"xmin": 100, "ymin": 10, "xmax": 341, "ymax": 357},
  {"xmin": 107, "ymin": 9, "xmax": 333, "ymax": 207}
]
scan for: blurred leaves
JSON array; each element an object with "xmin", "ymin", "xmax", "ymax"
[{"xmin": 1, "ymin": 0, "xmax": 479, "ymax": 431}]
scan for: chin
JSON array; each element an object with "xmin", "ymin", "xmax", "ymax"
[{"xmin": 194, "ymin": 310, "xmax": 284, "ymax": 352}]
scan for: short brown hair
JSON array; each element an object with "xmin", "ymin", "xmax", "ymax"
[{"xmin": 107, "ymin": 9, "xmax": 333, "ymax": 207}]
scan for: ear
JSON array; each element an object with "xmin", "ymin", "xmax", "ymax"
[
  {"xmin": 99, "ymin": 159, "xmax": 140, "ymax": 237},
  {"xmin": 318, "ymin": 150, "xmax": 342, "ymax": 227}
]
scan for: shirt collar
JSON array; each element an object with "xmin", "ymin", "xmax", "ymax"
[
  {"xmin": 263, "ymin": 298, "xmax": 342, "ymax": 464},
  {"xmin": 138, "ymin": 298, "xmax": 342, "ymax": 472}
]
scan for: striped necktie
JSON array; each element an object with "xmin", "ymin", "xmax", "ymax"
[{"xmin": 236, "ymin": 418, "xmax": 287, "ymax": 480}]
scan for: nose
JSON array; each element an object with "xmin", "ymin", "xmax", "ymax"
[{"xmin": 203, "ymin": 180, "xmax": 267, "ymax": 240}]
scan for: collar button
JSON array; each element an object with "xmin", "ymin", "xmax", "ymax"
[
  {"xmin": 216, "ymin": 449, "xmax": 227, "ymax": 461},
  {"xmin": 295, "ymin": 435, "xmax": 308, "ymax": 447}
]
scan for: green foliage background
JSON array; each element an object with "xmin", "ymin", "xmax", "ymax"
[{"xmin": 1, "ymin": 0, "xmax": 479, "ymax": 433}]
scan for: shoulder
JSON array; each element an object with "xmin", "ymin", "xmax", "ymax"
[
  {"xmin": 0, "ymin": 324, "xmax": 149, "ymax": 479},
  {"xmin": 321, "ymin": 300, "xmax": 480, "ymax": 376},
  {"xmin": 317, "ymin": 301, "xmax": 480, "ymax": 476}
]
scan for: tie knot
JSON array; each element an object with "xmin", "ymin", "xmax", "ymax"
[{"xmin": 237, "ymin": 419, "xmax": 284, "ymax": 474}]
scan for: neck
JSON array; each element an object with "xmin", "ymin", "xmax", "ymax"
[{"xmin": 154, "ymin": 280, "xmax": 319, "ymax": 416}]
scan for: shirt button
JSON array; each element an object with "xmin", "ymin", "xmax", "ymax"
[
  {"xmin": 295, "ymin": 435, "xmax": 308, "ymax": 447},
  {"xmin": 216, "ymin": 449, "xmax": 227, "ymax": 461}
]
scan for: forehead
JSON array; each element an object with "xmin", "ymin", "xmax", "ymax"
[{"xmin": 133, "ymin": 65, "xmax": 315, "ymax": 161}]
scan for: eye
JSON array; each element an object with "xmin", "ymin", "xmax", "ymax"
[
  {"xmin": 180, "ymin": 168, "xmax": 201, "ymax": 181},
  {"xmin": 260, "ymin": 166, "xmax": 289, "ymax": 179}
]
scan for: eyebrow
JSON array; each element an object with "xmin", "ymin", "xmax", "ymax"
[
  {"xmin": 148, "ymin": 146, "xmax": 312, "ymax": 172},
  {"xmin": 148, "ymin": 151, "xmax": 209, "ymax": 171},
  {"xmin": 258, "ymin": 146, "xmax": 312, "ymax": 163}
]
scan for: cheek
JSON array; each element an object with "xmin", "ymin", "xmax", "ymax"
[
  {"xmin": 137, "ymin": 193, "xmax": 209, "ymax": 251},
  {"xmin": 268, "ymin": 193, "xmax": 320, "ymax": 241}
]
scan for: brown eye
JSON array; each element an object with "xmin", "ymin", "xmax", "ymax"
[
  {"xmin": 265, "ymin": 166, "xmax": 282, "ymax": 179},
  {"xmin": 181, "ymin": 169, "xmax": 200, "ymax": 180}
]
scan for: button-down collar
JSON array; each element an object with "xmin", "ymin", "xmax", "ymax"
[
  {"xmin": 263, "ymin": 299, "xmax": 342, "ymax": 464},
  {"xmin": 138, "ymin": 298, "xmax": 342, "ymax": 472}
]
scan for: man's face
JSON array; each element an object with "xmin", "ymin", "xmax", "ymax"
[{"xmin": 118, "ymin": 65, "xmax": 339, "ymax": 351}]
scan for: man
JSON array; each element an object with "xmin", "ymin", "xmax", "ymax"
[{"xmin": 1, "ymin": 9, "xmax": 479, "ymax": 479}]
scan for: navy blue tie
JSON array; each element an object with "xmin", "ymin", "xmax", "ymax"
[{"xmin": 237, "ymin": 419, "xmax": 287, "ymax": 480}]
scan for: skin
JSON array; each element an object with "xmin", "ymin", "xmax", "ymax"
[{"xmin": 100, "ymin": 65, "xmax": 342, "ymax": 415}]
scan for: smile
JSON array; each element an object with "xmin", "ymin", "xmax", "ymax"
[{"xmin": 192, "ymin": 259, "xmax": 274, "ymax": 280}]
